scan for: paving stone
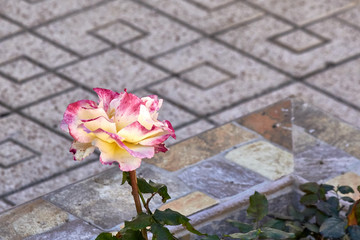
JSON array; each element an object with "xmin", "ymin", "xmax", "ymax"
[
  {"xmin": 293, "ymin": 126, "xmax": 360, "ymax": 182},
  {"xmin": 36, "ymin": 1, "xmax": 200, "ymax": 57},
  {"xmin": 0, "ymin": 199, "xmax": 69, "ymax": 240},
  {"xmin": 248, "ymin": 0, "xmax": 356, "ymax": 25},
  {"xmin": 225, "ymin": 141, "xmax": 293, "ymax": 180},
  {"xmin": 24, "ymin": 218, "xmax": 102, "ymax": 240},
  {"xmin": 218, "ymin": 17, "xmax": 360, "ymax": 76},
  {"xmin": 141, "ymin": 0, "xmax": 263, "ymax": 33},
  {"xmin": 338, "ymin": 5, "xmax": 360, "ymax": 28},
  {"xmin": 0, "ymin": 140, "xmax": 37, "ymax": 168},
  {"xmin": 44, "ymin": 164, "xmax": 190, "ymax": 230},
  {"xmin": 159, "ymin": 191, "xmax": 218, "ymax": 216},
  {"xmin": 0, "ymin": 74, "xmax": 74, "ymax": 108},
  {"xmin": 237, "ymin": 99, "xmax": 292, "ymax": 150},
  {"xmin": 0, "ymin": 57, "xmax": 45, "ymax": 81},
  {"xmin": 293, "ymin": 99, "xmax": 360, "ymax": 160},
  {"xmin": 146, "ymin": 123, "xmax": 257, "ymax": 171},
  {"xmin": 6, "ymin": 161, "xmax": 105, "ymax": 205},
  {"xmin": 59, "ymin": 50, "xmax": 167, "ymax": 91},
  {"xmin": 0, "ymin": 105, "xmax": 9, "ymax": 116},
  {"xmin": 0, "ymin": 114, "xmax": 96, "ymax": 196},
  {"xmin": 0, "ymin": 200, "xmax": 12, "ymax": 213},
  {"xmin": 21, "ymin": 88, "xmax": 96, "ymax": 131},
  {"xmin": 0, "ymin": 0, "xmax": 105, "ymax": 27},
  {"xmin": 326, "ymin": 172, "xmax": 360, "ymax": 200},
  {"xmin": 152, "ymin": 39, "xmax": 289, "ymax": 115},
  {"xmin": 0, "ymin": 18, "xmax": 21, "ymax": 38},
  {"xmin": 166, "ymin": 120, "xmax": 215, "ymax": 146},
  {"xmin": 210, "ymin": 83, "xmax": 360, "ymax": 129},
  {"xmin": 178, "ymin": 157, "xmax": 267, "ymax": 199},
  {"xmin": 306, "ymin": 58, "xmax": 360, "ymax": 109},
  {"xmin": 0, "ymin": 33, "xmax": 76, "ymax": 68}
]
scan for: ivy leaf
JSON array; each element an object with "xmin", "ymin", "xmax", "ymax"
[
  {"xmin": 300, "ymin": 182, "xmax": 319, "ymax": 194},
  {"xmin": 95, "ymin": 233, "xmax": 118, "ymax": 240},
  {"xmin": 259, "ymin": 227, "xmax": 296, "ymax": 239},
  {"xmin": 247, "ymin": 191, "xmax": 268, "ymax": 222},
  {"xmin": 300, "ymin": 193, "xmax": 318, "ymax": 206},
  {"xmin": 124, "ymin": 213, "xmax": 153, "ymax": 230},
  {"xmin": 227, "ymin": 220, "xmax": 253, "ymax": 233},
  {"xmin": 319, "ymin": 217, "xmax": 347, "ymax": 238},
  {"xmin": 151, "ymin": 223, "xmax": 173, "ymax": 240},
  {"xmin": 338, "ymin": 185, "xmax": 354, "ymax": 194}
]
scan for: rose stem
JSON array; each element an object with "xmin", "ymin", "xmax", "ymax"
[{"xmin": 129, "ymin": 170, "xmax": 148, "ymax": 240}]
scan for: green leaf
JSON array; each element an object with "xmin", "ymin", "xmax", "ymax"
[
  {"xmin": 304, "ymin": 223, "xmax": 319, "ymax": 233},
  {"xmin": 137, "ymin": 178, "xmax": 171, "ymax": 203},
  {"xmin": 259, "ymin": 227, "xmax": 296, "ymax": 239},
  {"xmin": 200, "ymin": 235, "xmax": 221, "ymax": 240},
  {"xmin": 319, "ymin": 217, "xmax": 347, "ymax": 238},
  {"xmin": 119, "ymin": 229, "xmax": 145, "ymax": 240},
  {"xmin": 137, "ymin": 178, "xmax": 155, "ymax": 193},
  {"xmin": 151, "ymin": 223, "xmax": 173, "ymax": 240},
  {"xmin": 348, "ymin": 225, "xmax": 360, "ymax": 239},
  {"xmin": 316, "ymin": 200, "xmax": 338, "ymax": 217},
  {"xmin": 316, "ymin": 210, "xmax": 328, "ymax": 226},
  {"xmin": 263, "ymin": 219, "xmax": 286, "ymax": 231},
  {"xmin": 302, "ymin": 207, "xmax": 317, "ymax": 220},
  {"xmin": 342, "ymin": 196, "xmax": 355, "ymax": 203},
  {"xmin": 288, "ymin": 205, "xmax": 304, "ymax": 221},
  {"xmin": 124, "ymin": 213, "xmax": 153, "ymax": 230},
  {"xmin": 227, "ymin": 220, "xmax": 253, "ymax": 233},
  {"xmin": 122, "ymin": 172, "xmax": 130, "ymax": 185},
  {"xmin": 300, "ymin": 193, "xmax": 318, "ymax": 206},
  {"xmin": 300, "ymin": 182, "xmax": 319, "ymax": 194},
  {"xmin": 338, "ymin": 185, "xmax": 355, "ymax": 194},
  {"xmin": 95, "ymin": 233, "xmax": 118, "ymax": 240},
  {"xmin": 228, "ymin": 229, "xmax": 259, "ymax": 239},
  {"xmin": 320, "ymin": 184, "xmax": 335, "ymax": 193},
  {"xmin": 357, "ymin": 185, "xmax": 360, "ymax": 193},
  {"xmin": 247, "ymin": 191, "xmax": 268, "ymax": 222}
]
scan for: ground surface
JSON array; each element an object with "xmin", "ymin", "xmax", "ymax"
[{"xmin": 0, "ymin": 0, "xmax": 360, "ymax": 213}]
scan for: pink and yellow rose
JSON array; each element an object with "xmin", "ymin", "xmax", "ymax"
[{"xmin": 61, "ymin": 88, "xmax": 175, "ymax": 171}]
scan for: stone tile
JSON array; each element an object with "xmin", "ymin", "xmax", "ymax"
[
  {"xmin": 0, "ymin": 200, "xmax": 12, "ymax": 213},
  {"xmin": 44, "ymin": 164, "xmax": 190, "ymax": 230},
  {"xmin": 0, "ymin": 113, "xmax": 96, "ymax": 196},
  {"xmin": 326, "ymin": 172, "xmax": 360, "ymax": 200},
  {"xmin": 36, "ymin": 1, "xmax": 200, "ymax": 57},
  {"xmin": 21, "ymin": 88, "xmax": 96, "ymax": 131},
  {"xmin": 293, "ymin": 99, "xmax": 360, "ymax": 160},
  {"xmin": 141, "ymin": 0, "xmax": 263, "ymax": 33},
  {"xmin": 218, "ymin": 17, "xmax": 360, "ymax": 77},
  {"xmin": 248, "ymin": 0, "xmax": 356, "ymax": 25},
  {"xmin": 1, "ymin": 74, "xmax": 74, "ymax": 108},
  {"xmin": 237, "ymin": 99, "xmax": 292, "ymax": 150},
  {"xmin": 59, "ymin": 50, "xmax": 167, "ymax": 92},
  {"xmin": 0, "ymin": 0, "xmax": 105, "ymax": 27},
  {"xmin": 210, "ymin": 83, "xmax": 360, "ymax": 130},
  {"xmin": 145, "ymin": 123, "xmax": 257, "ymax": 171},
  {"xmin": 178, "ymin": 157, "xmax": 267, "ymax": 199},
  {"xmin": 0, "ymin": 139, "xmax": 37, "ymax": 168},
  {"xmin": 0, "ymin": 18, "xmax": 21, "ymax": 38},
  {"xmin": 338, "ymin": 5, "xmax": 360, "ymax": 28},
  {"xmin": 306, "ymin": 58, "xmax": 360, "ymax": 109},
  {"xmin": 0, "ymin": 199, "xmax": 69, "ymax": 240},
  {"xmin": 0, "ymin": 33, "xmax": 76, "ymax": 68},
  {"xmin": 0, "ymin": 57, "xmax": 45, "ymax": 81},
  {"xmin": 0, "ymin": 105, "xmax": 9, "ymax": 116},
  {"xmin": 225, "ymin": 141, "xmax": 293, "ymax": 180},
  {"xmin": 6, "ymin": 161, "xmax": 105, "ymax": 205},
  {"xmin": 166, "ymin": 120, "xmax": 215, "ymax": 146},
  {"xmin": 293, "ymin": 127, "xmax": 360, "ymax": 182},
  {"xmin": 159, "ymin": 191, "xmax": 218, "ymax": 216},
  {"xmin": 272, "ymin": 30, "xmax": 324, "ymax": 53},
  {"xmin": 24, "ymin": 219, "xmax": 102, "ymax": 240},
  {"xmin": 152, "ymin": 39, "xmax": 289, "ymax": 115}
]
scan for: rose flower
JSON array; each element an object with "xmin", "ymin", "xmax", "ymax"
[{"xmin": 61, "ymin": 88, "xmax": 175, "ymax": 171}]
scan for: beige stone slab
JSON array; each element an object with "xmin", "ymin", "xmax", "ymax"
[
  {"xmin": 225, "ymin": 141, "xmax": 293, "ymax": 180},
  {"xmin": 326, "ymin": 172, "xmax": 360, "ymax": 200},
  {"xmin": 218, "ymin": 16, "xmax": 360, "ymax": 77},
  {"xmin": 36, "ymin": 1, "xmax": 200, "ymax": 57},
  {"xmin": 140, "ymin": 0, "xmax": 263, "ymax": 33},
  {"xmin": 306, "ymin": 58, "xmax": 360, "ymax": 109},
  {"xmin": 0, "ymin": 200, "xmax": 12, "ymax": 213},
  {"xmin": 0, "ymin": 0, "xmax": 104, "ymax": 27},
  {"xmin": 0, "ymin": 18, "xmax": 21, "ymax": 38},
  {"xmin": 1, "ymin": 74, "xmax": 74, "ymax": 108},
  {"xmin": 338, "ymin": 5, "xmax": 360, "ymax": 28},
  {"xmin": 248, "ymin": 0, "xmax": 356, "ymax": 25},
  {"xmin": 146, "ymin": 123, "xmax": 257, "ymax": 171},
  {"xmin": 159, "ymin": 191, "xmax": 218, "ymax": 216},
  {"xmin": 152, "ymin": 39, "xmax": 289, "ymax": 115},
  {"xmin": 209, "ymin": 83, "xmax": 360, "ymax": 130},
  {"xmin": 0, "ymin": 199, "xmax": 69, "ymax": 240}
]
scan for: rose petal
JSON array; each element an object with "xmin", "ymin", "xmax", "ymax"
[
  {"xmin": 82, "ymin": 116, "xmax": 117, "ymax": 133},
  {"xmin": 117, "ymin": 121, "xmax": 164, "ymax": 143},
  {"xmin": 70, "ymin": 141, "xmax": 95, "ymax": 161},
  {"xmin": 93, "ymin": 88, "xmax": 119, "ymax": 112},
  {"xmin": 138, "ymin": 104, "xmax": 155, "ymax": 130},
  {"xmin": 114, "ymin": 91, "xmax": 143, "ymax": 130}
]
